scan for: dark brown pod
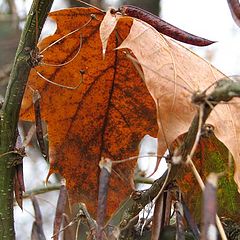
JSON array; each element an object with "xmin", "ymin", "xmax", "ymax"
[
  {"xmin": 96, "ymin": 158, "xmax": 112, "ymax": 240},
  {"xmin": 227, "ymin": 0, "xmax": 240, "ymax": 27},
  {"xmin": 53, "ymin": 185, "xmax": 68, "ymax": 240},
  {"xmin": 16, "ymin": 163, "xmax": 25, "ymax": 192},
  {"xmin": 119, "ymin": 5, "xmax": 215, "ymax": 46},
  {"xmin": 33, "ymin": 90, "xmax": 47, "ymax": 159}
]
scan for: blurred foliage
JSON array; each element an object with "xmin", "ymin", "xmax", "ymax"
[
  {"xmin": 120, "ymin": 0, "xmax": 160, "ymax": 15},
  {"xmin": 68, "ymin": 0, "xmax": 161, "ymax": 15},
  {"xmin": 0, "ymin": 12, "xmax": 20, "ymax": 95},
  {"xmin": 0, "ymin": 0, "xmax": 19, "ymax": 96},
  {"xmin": 0, "ymin": 19, "xmax": 20, "ymax": 66}
]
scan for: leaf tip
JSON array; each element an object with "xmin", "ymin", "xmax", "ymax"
[{"xmin": 100, "ymin": 9, "xmax": 119, "ymax": 59}]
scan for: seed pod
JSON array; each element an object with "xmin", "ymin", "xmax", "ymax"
[
  {"xmin": 119, "ymin": 5, "xmax": 215, "ymax": 46},
  {"xmin": 33, "ymin": 90, "xmax": 47, "ymax": 159},
  {"xmin": 227, "ymin": 0, "xmax": 240, "ymax": 27}
]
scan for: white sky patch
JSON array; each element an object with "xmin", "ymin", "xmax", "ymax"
[
  {"xmin": 207, "ymin": 224, "xmax": 217, "ymax": 240},
  {"xmin": 15, "ymin": 0, "xmax": 69, "ymax": 16},
  {"xmin": 104, "ymin": 0, "xmax": 120, "ymax": 8},
  {"xmin": 137, "ymin": 135, "xmax": 167, "ymax": 190},
  {"xmin": 14, "ymin": 0, "xmax": 68, "ymax": 38},
  {"xmin": 162, "ymin": 0, "xmax": 240, "ymax": 75}
]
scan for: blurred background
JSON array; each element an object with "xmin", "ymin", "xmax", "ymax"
[{"xmin": 1, "ymin": 0, "xmax": 240, "ymax": 239}]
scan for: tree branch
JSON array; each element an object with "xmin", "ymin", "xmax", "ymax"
[
  {"xmin": 22, "ymin": 183, "xmax": 61, "ymax": 199},
  {"xmin": 0, "ymin": 0, "xmax": 53, "ymax": 238},
  {"xmin": 118, "ymin": 78, "xmax": 240, "ymax": 239}
]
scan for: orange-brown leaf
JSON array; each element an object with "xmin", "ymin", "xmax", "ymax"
[{"xmin": 20, "ymin": 8, "xmax": 157, "ymax": 217}]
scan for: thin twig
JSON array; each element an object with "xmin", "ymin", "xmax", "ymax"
[
  {"xmin": 40, "ymin": 17, "xmax": 93, "ymax": 54},
  {"xmin": 188, "ymin": 104, "xmax": 204, "ymax": 161},
  {"xmin": 22, "ymin": 183, "xmax": 62, "ymax": 199},
  {"xmin": 112, "ymin": 154, "xmax": 165, "ymax": 164},
  {"xmin": 75, "ymin": 0, "xmax": 104, "ymax": 12},
  {"xmin": 34, "ymin": 68, "xmax": 83, "ymax": 90},
  {"xmin": 119, "ymin": 78, "xmax": 240, "ymax": 239},
  {"xmin": 41, "ymin": 35, "xmax": 83, "ymax": 67}
]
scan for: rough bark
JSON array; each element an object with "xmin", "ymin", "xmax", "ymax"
[{"xmin": 0, "ymin": 0, "xmax": 53, "ymax": 238}]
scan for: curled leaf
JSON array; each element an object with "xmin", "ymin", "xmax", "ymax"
[
  {"xmin": 100, "ymin": 9, "xmax": 119, "ymax": 57},
  {"xmin": 116, "ymin": 18, "xmax": 240, "ymax": 193}
]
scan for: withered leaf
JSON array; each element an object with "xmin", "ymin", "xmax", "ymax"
[
  {"xmin": 100, "ymin": 11, "xmax": 240, "ymax": 221},
  {"xmin": 20, "ymin": 8, "xmax": 157, "ymax": 217},
  {"xmin": 114, "ymin": 17, "xmax": 240, "ymax": 192}
]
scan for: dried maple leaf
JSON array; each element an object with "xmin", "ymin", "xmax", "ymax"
[
  {"xmin": 104, "ymin": 13, "xmax": 240, "ymax": 223},
  {"xmin": 20, "ymin": 8, "xmax": 157, "ymax": 217},
  {"xmin": 113, "ymin": 17, "xmax": 240, "ymax": 192}
]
